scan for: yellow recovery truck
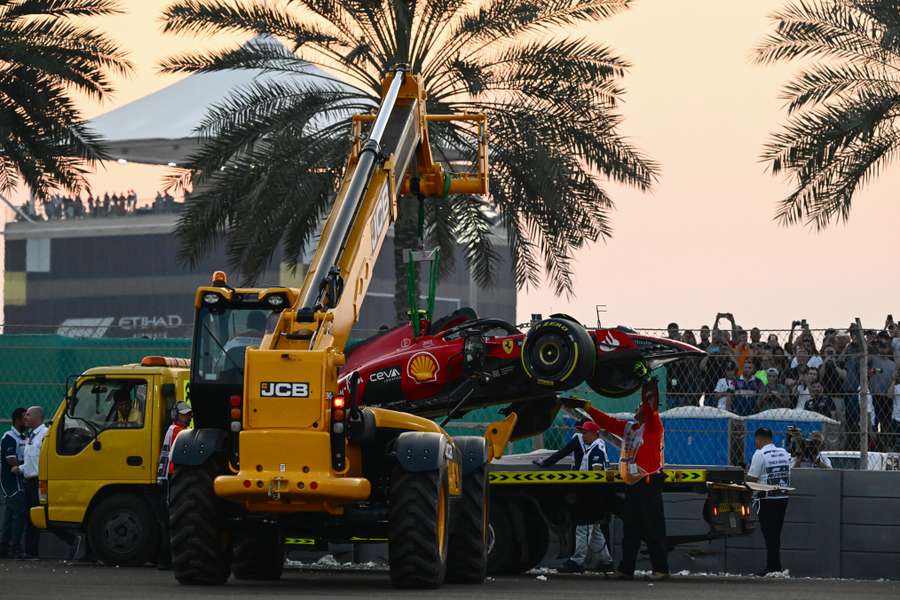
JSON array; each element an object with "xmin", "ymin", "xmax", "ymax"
[{"xmin": 29, "ymin": 357, "xmax": 189, "ymax": 566}]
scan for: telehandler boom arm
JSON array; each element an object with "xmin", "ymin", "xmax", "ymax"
[{"xmin": 266, "ymin": 67, "xmax": 487, "ymax": 354}]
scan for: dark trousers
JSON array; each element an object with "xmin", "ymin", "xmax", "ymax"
[
  {"xmin": 758, "ymin": 498, "xmax": 788, "ymax": 573},
  {"xmin": 23, "ymin": 478, "xmax": 39, "ymax": 557},
  {"xmin": 157, "ymin": 481, "xmax": 171, "ymax": 567},
  {"xmin": 1, "ymin": 491, "xmax": 27, "ymax": 555},
  {"xmin": 619, "ymin": 472, "xmax": 669, "ymax": 575},
  {"xmin": 873, "ymin": 395, "xmax": 893, "ymax": 450}
]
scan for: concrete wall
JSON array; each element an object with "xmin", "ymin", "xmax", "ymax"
[
  {"xmin": 614, "ymin": 469, "xmax": 900, "ymax": 579},
  {"xmin": 4, "ymin": 470, "xmax": 898, "ymax": 578}
]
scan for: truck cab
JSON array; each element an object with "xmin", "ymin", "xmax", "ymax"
[{"xmin": 30, "ymin": 357, "xmax": 189, "ymax": 566}]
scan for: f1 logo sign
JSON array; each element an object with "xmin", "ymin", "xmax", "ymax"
[{"xmin": 260, "ymin": 382, "xmax": 310, "ymax": 398}]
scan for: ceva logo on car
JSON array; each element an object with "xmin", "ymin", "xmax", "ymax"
[{"xmin": 369, "ymin": 367, "xmax": 401, "ymax": 383}]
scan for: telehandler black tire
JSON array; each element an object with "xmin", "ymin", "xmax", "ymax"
[
  {"xmin": 446, "ymin": 464, "xmax": 488, "ymax": 583},
  {"xmin": 388, "ymin": 466, "xmax": 449, "ymax": 588},
  {"xmin": 232, "ymin": 524, "xmax": 284, "ymax": 581},
  {"xmin": 169, "ymin": 463, "xmax": 231, "ymax": 585},
  {"xmin": 87, "ymin": 494, "xmax": 159, "ymax": 567}
]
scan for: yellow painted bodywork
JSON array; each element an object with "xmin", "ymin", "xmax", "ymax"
[
  {"xmin": 216, "ymin": 405, "xmax": 461, "ymax": 512},
  {"xmin": 485, "ymin": 414, "xmax": 518, "ymax": 461},
  {"xmin": 36, "ymin": 365, "xmax": 188, "ymax": 527}
]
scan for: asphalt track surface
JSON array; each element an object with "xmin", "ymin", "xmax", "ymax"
[{"xmin": 2, "ymin": 560, "xmax": 898, "ymax": 599}]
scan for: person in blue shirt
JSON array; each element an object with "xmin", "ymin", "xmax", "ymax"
[{"xmin": 1, "ymin": 407, "xmax": 28, "ymax": 558}]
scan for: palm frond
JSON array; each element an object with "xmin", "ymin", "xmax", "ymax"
[
  {"xmin": 759, "ymin": 0, "xmax": 900, "ymax": 228},
  {"xmin": 161, "ymin": 0, "xmax": 655, "ymax": 296}
]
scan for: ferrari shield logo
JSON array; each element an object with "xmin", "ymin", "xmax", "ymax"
[{"xmin": 502, "ymin": 339, "xmax": 515, "ymax": 354}]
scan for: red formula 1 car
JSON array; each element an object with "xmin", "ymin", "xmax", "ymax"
[{"xmin": 339, "ymin": 309, "xmax": 702, "ymax": 439}]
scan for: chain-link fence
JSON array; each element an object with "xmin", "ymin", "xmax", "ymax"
[
  {"xmin": 448, "ymin": 323, "xmax": 900, "ymax": 469},
  {"xmin": 2, "ymin": 321, "xmax": 898, "ymax": 469},
  {"xmin": 0, "ymin": 331, "xmax": 191, "ymax": 420}
]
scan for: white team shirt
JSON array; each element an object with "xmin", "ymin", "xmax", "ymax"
[
  {"xmin": 748, "ymin": 443, "xmax": 791, "ymax": 500},
  {"xmin": 23, "ymin": 424, "xmax": 48, "ymax": 479},
  {"xmin": 579, "ymin": 438, "xmax": 607, "ymax": 471}
]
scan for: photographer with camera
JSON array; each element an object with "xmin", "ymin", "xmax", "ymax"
[{"xmin": 788, "ymin": 428, "xmax": 832, "ymax": 469}]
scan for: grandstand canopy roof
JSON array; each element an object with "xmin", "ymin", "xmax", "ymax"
[{"xmin": 87, "ymin": 37, "xmax": 357, "ymax": 166}]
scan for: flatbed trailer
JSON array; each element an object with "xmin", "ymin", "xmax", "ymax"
[{"xmin": 485, "ymin": 452, "xmax": 754, "ymax": 574}]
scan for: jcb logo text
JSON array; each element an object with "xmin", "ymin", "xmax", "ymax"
[{"xmin": 260, "ymin": 382, "xmax": 310, "ymax": 398}]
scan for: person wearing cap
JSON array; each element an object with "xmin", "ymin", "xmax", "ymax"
[
  {"xmin": 757, "ymin": 367, "xmax": 789, "ymax": 411},
  {"xmin": 156, "ymin": 401, "xmax": 192, "ymax": 568},
  {"xmin": 532, "ymin": 418, "xmax": 589, "ymax": 469},
  {"xmin": 554, "ymin": 421, "xmax": 613, "ymax": 573},
  {"xmin": 157, "ymin": 402, "xmax": 193, "ymax": 485},
  {"xmin": 566, "ymin": 377, "xmax": 669, "ymax": 581},
  {"xmin": 747, "ymin": 427, "xmax": 792, "ymax": 575}
]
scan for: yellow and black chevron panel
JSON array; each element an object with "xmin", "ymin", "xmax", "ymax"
[{"xmin": 488, "ymin": 469, "xmax": 706, "ymax": 486}]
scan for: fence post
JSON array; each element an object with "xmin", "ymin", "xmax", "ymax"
[{"xmin": 855, "ymin": 318, "xmax": 868, "ymax": 471}]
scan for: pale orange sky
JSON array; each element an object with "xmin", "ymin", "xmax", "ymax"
[{"xmin": 3, "ymin": 0, "xmax": 899, "ymax": 331}]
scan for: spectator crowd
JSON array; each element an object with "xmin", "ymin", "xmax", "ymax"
[
  {"xmin": 664, "ymin": 313, "xmax": 900, "ymax": 452},
  {"xmin": 14, "ymin": 190, "xmax": 184, "ymax": 222}
]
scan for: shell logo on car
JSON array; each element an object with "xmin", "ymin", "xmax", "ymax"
[{"xmin": 407, "ymin": 352, "xmax": 439, "ymax": 383}]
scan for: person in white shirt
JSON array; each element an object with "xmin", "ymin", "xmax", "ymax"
[
  {"xmin": 794, "ymin": 367, "xmax": 818, "ymax": 410},
  {"xmin": 747, "ymin": 427, "xmax": 791, "ymax": 575},
  {"xmin": 713, "ymin": 362, "xmax": 737, "ymax": 411},
  {"xmin": 22, "ymin": 406, "xmax": 47, "ymax": 559}
]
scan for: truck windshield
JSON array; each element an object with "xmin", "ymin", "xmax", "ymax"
[{"xmin": 194, "ymin": 307, "xmax": 275, "ymax": 384}]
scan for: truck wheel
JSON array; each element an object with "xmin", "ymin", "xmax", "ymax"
[
  {"xmin": 446, "ymin": 464, "xmax": 488, "ymax": 583},
  {"xmin": 87, "ymin": 495, "xmax": 159, "ymax": 567},
  {"xmin": 508, "ymin": 500, "xmax": 549, "ymax": 573},
  {"xmin": 388, "ymin": 466, "xmax": 449, "ymax": 588},
  {"xmin": 169, "ymin": 464, "xmax": 231, "ymax": 585},
  {"xmin": 521, "ymin": 317, "xmax": 596, "ymax": 390},
  {"xmin": 486, "ymin": 502, "xmax": 514, "ymax": 574},
  {"xmin": 232, "ymin": 524, "xmax": 284, "ymax": 580}
]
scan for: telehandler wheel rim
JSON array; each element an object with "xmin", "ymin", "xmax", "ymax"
[
  {"xmin": 105, "ymin": 511, "xmax": 142, "ymax": 553},
  {"xmin": 437, "ymin": 485, "xmax": 447, "ymax": 559}
]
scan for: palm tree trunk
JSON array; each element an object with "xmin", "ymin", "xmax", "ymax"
[{"xmin": 393, "ymin": 196, "xmax": 420, "ymax": 324}]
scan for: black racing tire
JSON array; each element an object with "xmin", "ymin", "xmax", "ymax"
[
  {"xmin": 446, "ymin": 464, "xmax": 488, "ymax": 584},
  {"xmin": 507, "ymin": 500, "xmax": 549, "ymax": 573},
  {"xmin": 388, "ymin": 466, "xmax": 449, "ymax": 589},
  {"xmin": 521, "ymin": 317, "xmax": 596, "ymax": 391},
  {"xmin": 232, "ymin": 524, "xmax": 284, "ymax": 581},
  {"xmin": 589, "ymin": 357, "xmax": 647, "ymax": 398},
  {"xmin": 169, "ymin": 464, "xmax": 232, "ymax": 585},
  {"xmin": 87, "ymin": 494, "xmax": 160, "ymax": 567},
  {"xmin": 486, "ymin": 501, "xmax": 515, "ymax": 575}
]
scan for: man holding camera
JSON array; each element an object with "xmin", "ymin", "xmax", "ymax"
[
  {"xmin": 747, "ymin": 427, "xmax": 791, "ymax": 576},
  {"xmin": 790, "ymin": 430, "xmax": 832, "ymax": 469}
]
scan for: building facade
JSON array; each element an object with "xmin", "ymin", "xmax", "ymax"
[{"xmin": 3, "ymin": 213, "xmax": 516, "ymax": 339}]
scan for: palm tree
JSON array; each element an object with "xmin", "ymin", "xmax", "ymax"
[
  {"xmin": 161, "ymin": 0, "xmax": 657, "ymax": 321},
  {"xmin": 0, "ymin": 0, "xmax": 131, "ymax": 199},
  {"xmin": 755, "ymin": 0, "xmax": 900, "ymax": 228}
]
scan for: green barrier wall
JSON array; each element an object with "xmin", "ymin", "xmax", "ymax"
[{"xmin": 0, "ymin": 335, "xmax": 192, "ymax": 419}]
